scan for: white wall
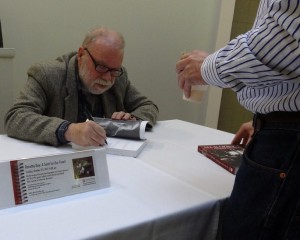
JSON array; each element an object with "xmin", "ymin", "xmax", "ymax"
[
  {"xmin": 0, "ymin": 49, "xmax": 14, "ymax": 133},
  {"xmin": 0, "ymin": 0, "xmax": 235, "ymax": 127}
]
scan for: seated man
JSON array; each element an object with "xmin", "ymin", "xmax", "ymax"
[{"xmin": 5, "ymin": 27, "xmax": 159, "ymax": 147}]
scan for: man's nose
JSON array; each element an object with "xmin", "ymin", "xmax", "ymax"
[{"xmin": 101, "ymin": 71, "xmax": 113, "ymax": 81}]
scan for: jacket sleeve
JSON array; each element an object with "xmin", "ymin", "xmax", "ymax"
[{"xmin": 4, "ymin": 64, "xmax": 65, "ymax": 146}]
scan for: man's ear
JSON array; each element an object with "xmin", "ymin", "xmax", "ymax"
[{"xmin": 77, "ymin": 47, "xmax": 84, "ymax": 62}]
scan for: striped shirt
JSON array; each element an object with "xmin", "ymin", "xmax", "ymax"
[{"xmin": 201, "ymin": 0, "xmax": 300, "ymax": 113}]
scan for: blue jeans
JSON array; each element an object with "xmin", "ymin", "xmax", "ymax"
[{"xmin": 221, "ymin": 122, "xmax": 300, "ymax": 240}]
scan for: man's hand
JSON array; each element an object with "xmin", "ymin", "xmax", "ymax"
[
  {"xmin": 231, "ymin": 121, "xmax": 254, "ymax": 146},
  {"xmin": 111, "ymin": 111, "xmax": 136, "ymax": 120},
  {"xmin": 64, "ymin": 121, "xmax": 107, "ymax": 147},
  {"xmin": 176, "ymin": 50, "xmax": 209, "ymax": 98}
]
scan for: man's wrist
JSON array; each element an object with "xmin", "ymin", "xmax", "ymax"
[{"xmin": 56, "ymin": 121, "xmax": 71, "ymax": 144}]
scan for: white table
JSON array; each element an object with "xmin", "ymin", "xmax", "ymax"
[{"xmin": 0, "ymin": 120, "xmax": 235, "ymax": 240}]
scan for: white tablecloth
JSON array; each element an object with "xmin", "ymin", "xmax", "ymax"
[{"xmin": 0, "ymin": 120, "xmax": 235, "ymax": 240}]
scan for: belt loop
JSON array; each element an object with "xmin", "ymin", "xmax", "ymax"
[{"xmin": 253, "ymin": 113, "xmax": 262, "ymax": 132}]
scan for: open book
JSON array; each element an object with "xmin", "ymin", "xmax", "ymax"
[
  {"xmin": 93, "ymin": 118, "xmax": 149, "ymax": 140},
  {"xmin": 73, "ymin": 118, "xmax": 149, "ymax": 157}
]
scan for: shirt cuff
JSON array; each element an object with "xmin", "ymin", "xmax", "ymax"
[
  {"xmin": 56, "ymin": 121, "xmax": 71, "ymax": 144},
  {"xmin": 201, "ymin": 50, "xmax": 227, "ymax": 88}
]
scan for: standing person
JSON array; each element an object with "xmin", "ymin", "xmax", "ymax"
[
  {"xmin": 5, "ymin": 27, "xmax": 158, "ymax": 147},
  {"xmin": 176, "ymin": 0, "xmax": 300, "ymax": 239}
]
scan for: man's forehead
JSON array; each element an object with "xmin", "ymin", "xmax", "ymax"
[{"xmin": 90, "ymin": 46, "xmax": 124, "ymax": 68}]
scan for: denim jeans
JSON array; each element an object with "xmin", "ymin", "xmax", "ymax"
[{"xmin": 221, "ymin": 122, "xmax": 300, "ymax": 240}]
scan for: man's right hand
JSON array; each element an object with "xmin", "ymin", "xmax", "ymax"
[
  {"xmin": 64, "ymin": 121, "xmax": 107, "ymax": 146},
  {"xmin": 176, "ymin": 50, "xmax": 209, "ymax": 98},
  {"xmin": 231, "ymin": 121, "xmax": 254, "ymax": 146}
]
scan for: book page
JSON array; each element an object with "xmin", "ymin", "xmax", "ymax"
[
  {"xmin": 107, "ymin": 138, "xmax": 146, "ymax": 151},
  {"xmin": 71, "ymin": 138, "xmax": 147, "ymax": 158}
]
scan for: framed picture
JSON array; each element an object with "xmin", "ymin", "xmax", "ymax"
[{"xmin": 0, "ymin": 19, "xmax": 3, "ymax": 48}]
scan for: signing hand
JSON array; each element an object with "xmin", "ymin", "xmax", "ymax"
[
  {"xmin": 111, "ymin": 111, "xmax": 136, "ymax": 121},
  {"xmin": 231, "ymin": 121, "xmax": 254, "ymax": 146},
  {"xmin": 176, "ymin": 50, "xmax": 209, "ymax": 98},
  {"xmin": 65, "ymin": 121, "xmax": 107, "ymax": 147}
]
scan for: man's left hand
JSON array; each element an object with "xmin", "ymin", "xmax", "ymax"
[{"xmin": 111, "ymin": 111, "xmax": 136, "ymax": 120}]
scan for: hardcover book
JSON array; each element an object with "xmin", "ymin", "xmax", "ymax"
[
  {"xmin": 75, "ymin": 117, "xmax": 149, "ymax": 157},
  {"xmin": 72, "ymin": 137, "xmax": 147, "ymax": 158},
  {"xmin": 0, "ymin": 149, "xmax": 109, "ymax": 209},
  {"xmin": 198, "ymin": 144, "xmax": 245, "ymax": 174}
]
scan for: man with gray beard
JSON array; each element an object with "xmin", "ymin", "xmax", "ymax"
[{"xmin": 5, "ymin": 27, "xmax": 159, "ymax": 147}]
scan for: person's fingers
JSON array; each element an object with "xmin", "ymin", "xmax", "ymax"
[
  {"xmin": 85, "ymin": 121, "xmax": 106, "ymax": 146},
  {"xmin": 121, "ymin": 113, "xmax": 131, "ymax": 120},
  {"xmin": 111, "ymin": 111, "xmax": 133, "ymax": 120},
  {"xmin": 111, "ymin": 111, "xmax": 125, "ymax": 120}
]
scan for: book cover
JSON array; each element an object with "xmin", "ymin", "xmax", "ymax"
[
  {"xmin": 71, "ymin": 137, "xmax": 147, "ymax": 158},
  {"xmin": 93, "ymin": 117, "xmax": 149, "ymax": 140},
  {"xmin": 198, "ymin": 144, "xmax": 244, "ymax": 174},
  {"xmin": 0, "ymin": 149, "xmax": 109, "ymax": 209}
]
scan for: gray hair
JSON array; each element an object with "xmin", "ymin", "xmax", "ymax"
[{"xmin": 82, "ymin": 27, "xmax": 125, "ymax": 50}]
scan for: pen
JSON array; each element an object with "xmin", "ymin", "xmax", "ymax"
[
  {"xmin": 86, "ymin": 118, "xmax": 108, "ymax": 145},
  {"xmin": 85, "ymin": 107, "xmax": 94, "ymax": 121},
  {"xmin": 84, "ymin": 107, "xmax": 107, "ymax": 145}
]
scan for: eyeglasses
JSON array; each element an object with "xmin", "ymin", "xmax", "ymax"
[{"xmin": 84, "ymin": 48, "xmax": 123, "ymax": 77}]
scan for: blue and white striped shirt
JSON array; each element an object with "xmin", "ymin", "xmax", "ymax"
[{"xmin": 202, "ymin": 0, "xmax": 300, "ymax": 113}]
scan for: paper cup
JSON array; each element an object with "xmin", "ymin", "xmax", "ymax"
[{"xmin": 182, "ymin": 85, "xmax": 208, "ymax": 103}]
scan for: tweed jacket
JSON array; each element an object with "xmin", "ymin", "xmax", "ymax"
[{"xmin": 5, "ymin": 52, "xmax": 159, "ymax": 146}]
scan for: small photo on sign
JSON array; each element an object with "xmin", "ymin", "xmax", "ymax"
[{"xmin": 72, "ymin": 156, "xmax": 95, "ymax": 179}]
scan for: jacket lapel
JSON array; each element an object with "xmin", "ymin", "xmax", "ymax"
[{"xmin": 64, "ymin": 55, "xmax": 79, "ymax": 122}]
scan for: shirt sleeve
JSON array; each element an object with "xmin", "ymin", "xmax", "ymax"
[{"xmin": 202, "ymin": 0, "xmax": 300, "ymax": 92}]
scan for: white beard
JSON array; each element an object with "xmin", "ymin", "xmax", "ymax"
[{"xmin": 79, "ymin": 64, "xmax": 114, "ymax": 95}]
